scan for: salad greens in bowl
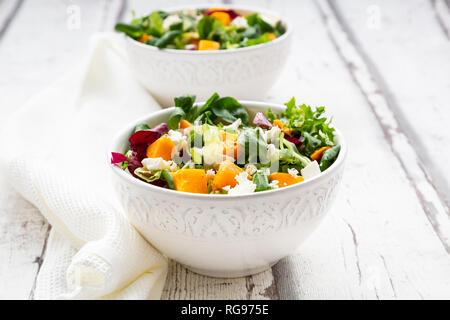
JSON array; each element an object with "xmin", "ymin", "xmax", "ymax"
[
  {"xmin": 119, "ymin": 5, "xmax": 292, "ymax": 106},
  {"xmin": 115, "ymin": 7, "xmax": 286, "ymax": 51},
  {"xmin": 109, "ymin": 94, "xmax": 346, "ymax": 277},
  {"xmin": 111, "ymin": 93, "xmax": 341, "ymax": 195}
]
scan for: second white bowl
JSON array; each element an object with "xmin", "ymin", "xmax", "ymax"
[{"xmin": 124, "ymin": 5, "xmax": 293, "ymax": 106}]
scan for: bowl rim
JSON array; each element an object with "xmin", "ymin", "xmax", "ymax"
[
  {"xmin": 123, "ymin": 3, "xmax": 293, "ymax": 55},
  {"xmin": 109, "ymin": 100, "xmax": 347, "ymax": 200}
]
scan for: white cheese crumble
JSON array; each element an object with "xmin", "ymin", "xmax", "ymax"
[
  {"xmin": 269, "ymin": 179, "xmax": 279, "ymax": 189},
  {"xmin": 259, "ymin": 13, "xmax": 280, "ymax": 27},
  {"xmin": 206, "ymin": 169, "xmax": 216, "ymax": 177},
  {"xmin": 288, "ymin": 168, "xmax": 299, "ymax": 178},
  {"xmin": 223, "ymin": 118, "xmax": 242, "ymax": 131},
  {"xmin": 300, "ymin": 161, "xmax": 321, "ymax": 180},
  {"xmin": 162, "ymin": 14, "xmax": 182, "ymax": 30},
  {"xmin": 244, "ymin": 163, "xmax": 257, "ymax": 176},
  {"xmin": 142, "ymin": 157, "xmax": 177, "ymax": 172},
  {"xmin": 226, "ymin": 172, "xmax": 257, "ymax": 195},
  {"xmin": 231, "ymin": 16, "xmax": 248, "ymax": 29},
  {"xmin": 168, "ymin": 129, "xmax": 188, "ymax": 154}
]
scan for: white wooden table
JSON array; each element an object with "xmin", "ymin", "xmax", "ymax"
[{"xmin": 1, "ymin": 0, "xmax": 449, "ymax": 300}]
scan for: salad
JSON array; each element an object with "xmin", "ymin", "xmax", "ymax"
[
  {"xmin": 115, "ymin": 7, "xmax": 286, "ymax": 50},
  {"xmin": 111, "ymin": 93, "xmax": 341, "ymax": 195}
]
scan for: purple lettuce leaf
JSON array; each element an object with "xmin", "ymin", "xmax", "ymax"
[
  {"xmin": 111, "ymin": 151, "xmax": 143, "ymax": 179},
  {"xmin": 252, "ymin": 112, "xmax": 273, "ymax": 129},
  {"xmin": 284, "ymin": 134, "xmax": 305, "ymax": 145},
  {"xmin": 128, "ymin": 123, "xmax": 169, "ymax": 161}
]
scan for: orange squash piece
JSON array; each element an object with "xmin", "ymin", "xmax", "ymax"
[
  {"xmin": 208, "ymin": 7, "xmax": 228, "ymax": 12},
  {"xmin": 210, "ymin": 11, "xmax": 231, "ymax": 26},
  {"xmin": 273, "ymin": 119, "xmax": 292, "ymax": 135},
  {"xmin": 198, "ymin": 40, "xmax": 221, "ymax": 51},
  {"xmin": 212, "ymin": 160, "xmax": 245, "ymax": 191},
  {"xmin": 172, "ymin": 169, "xmax": 208, "ymax": 194},
  {"xmin": 219, "ymin": 131, "xmax": 242, "ymax": 159},
  {"xmin": 146, "ymin": 136, "xmax": 175, "ymax": 161},
  {"xmin": 310, "ymin": 146, "xmax": 331, "ymax": 161},
  {"xmin": 138, "ymin": 33, "xmax": 151, "ymax": 43},
  {"xmin": 180, "ymin": 119, "xmax": 192, "ymax": 129},
  {"xmin": 267, "ymin": 33, "xmax": 276, "ymax": 40},
  {"xmin": 269, "ymin": 172, "xmax": 304, "ymax": 188}
]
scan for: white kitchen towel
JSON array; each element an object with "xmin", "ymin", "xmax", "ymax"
[{"xmin": 0, "ymin": 33, "xmax": 168, "ymax": 299}]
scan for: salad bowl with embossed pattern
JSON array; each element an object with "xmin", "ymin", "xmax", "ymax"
[
  {"xmin": 109, "ymin": 94, "xmax": 346, "ymax": 277},
  {"xmin": 115, "ymin": 5, "xmax": 292, "ymax": 106}
]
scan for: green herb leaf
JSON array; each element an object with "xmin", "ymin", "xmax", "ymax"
[
  {"xmin": 197, "ymin": 16, "xmax": 213, "ymax": 39},
  {"xmin": 210, "ymin": 97, "xmax": 249, "ymax": 125},
  {"xmin": 134, "ymin": 123, "xmax": 151, "ymax": 132},
  {"xmin": 168, "ymin": 94, "xmax": 197, "ymax": 129},
  {"xmin": 148, "ymin": 11, "xmax": 163, "ymax": 36},
  {"xmin": 161, "ymin": 169, "xmax": 175, "ymax": 189},
  {"xmin": 301, "ymin": 132, "xmax": 322, "ymax": 156},
  {"xmin": 253, "ymin": 172, "xmax": 271, "ymax": 192},
  {"xmin": 319, "ymin": 145, "xmax": 341, "ymax": 171},
  {"xmin": 154, "ymin": 30, "xmax": 181, "ymax": 48},
  {"xmin": 114, "ymin": 22, "xmax": 143, "ymax": 38}
]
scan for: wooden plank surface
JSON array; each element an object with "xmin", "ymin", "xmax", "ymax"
[
  {"xmin": 0, "ymin": 0, "xmax": 123, "ymax": 299},
  {"xmin": 249, "ymin": 0, "xmax": 450, "ymax": 299},
  {"xmin": 0, "ymin": 0, "xmax": 449, "ymax": 300}
]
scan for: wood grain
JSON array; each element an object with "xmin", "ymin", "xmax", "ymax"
[
  {"xmin": 0, "ymin": 0, "xmax": 124, "ymax": 299},
  {"xmin": 0, "ymin": 0, "xmax": 449, "ymax": 300},
  {"xmin": 0, "ymin": 0, "xmax": 22, "ymax": 39},
  {"xmin": 260, "ymin": 0, "xmax": 450, "ymax": 299},
  {"xmin": 325, "ymin": 0, "xmax": 450, "ymax": 251}
]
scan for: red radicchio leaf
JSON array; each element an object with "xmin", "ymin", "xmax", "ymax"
[
  {"xmin": 128, "ymin": 123, "xmax": 169, "ymax": 161},
  {"xmin": 111, "ymin": 152, "xmax": 130, "ymax": 164},
  {"xmin": 150, "ymin": 178, "xmax": 169, "ymax": 189},
  {"xmin": 204, "ymin": 8, "xmax": 239, "ymax": 20},
  {"xmin": 253, "ymin": 112, "xmax": 273, "ymax": 129},
  {"xmin": 284, "ymin": 134, "xmax": 305, "ymax": 145},
  {"xmin": 150, "ymin": 123, "xmax": 169, "ymax": 135}
]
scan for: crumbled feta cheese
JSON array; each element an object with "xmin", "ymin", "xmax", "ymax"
[
  {"xmin": 168, "ymin": 130, "xmax": 184, "ymax": 145},
  {"xmin": 162, "ymin": 14, "xmax": 182, "ymax": 30},
  {"xmin": 266, "ymin": 126, "xmax": 281, "ymax": 144},
  {"xmin": 185, "ymin": 44, "xmax": 197, "ymax": 50},
  {"xmin": 168, "ymin": 129, "xmax": 188, "ymax": 153},
  {"xmin": 259, "ymin": 13, "xmax": 279, "ymax": 27},
  {"xmin": 223, "ymin": 118, "xmax": 242, "ymax": 131},
  {"xmin": 142, "ymin": 158, "xmax": 177, "ymax": 171},
  {"xmin": 227, "ymin": 172, "xmax": 257, "ymax": 195},
  {"xmin": 269, "ymin": 180, "xmax": 279, "ymax": 189},
  {"xmin": 206, "ymin": 169, "xmax": 216, "ymax": 177},
  {"xmin": 300, "ymin": 161, "xmax": 321, "ymax": 180},
  {"xmin": 245, "ymin": 164, "xmax": 257, "ymax": 176},
  {"xmin": 288, "ymin": 168, "xmax": 299, "ymax": 178},
  {"xmin": 231, "ymin": 16, "xmax": 248, "ymax": 29}
]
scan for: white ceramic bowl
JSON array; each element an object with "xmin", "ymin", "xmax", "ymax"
[
  {"xmin": 124, "ymin": 5, "xmax": 292, "ymax": 106},
  {"xmin": 110, "ymin": 101, "xmax": 346, "ymax": 278}
]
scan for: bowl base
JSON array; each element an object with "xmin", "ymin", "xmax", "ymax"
[{"xmin": 183, "ymin": 261, "xmax": 279, "ymax": 278}]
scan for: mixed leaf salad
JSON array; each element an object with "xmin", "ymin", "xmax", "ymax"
[
  {"xmin": 111, "ymin": 94, "xmax": 341, "ymax": 195},
  {"xmin": 115, "ymin": 7, "xmax": 286, "ymax": 50}
]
